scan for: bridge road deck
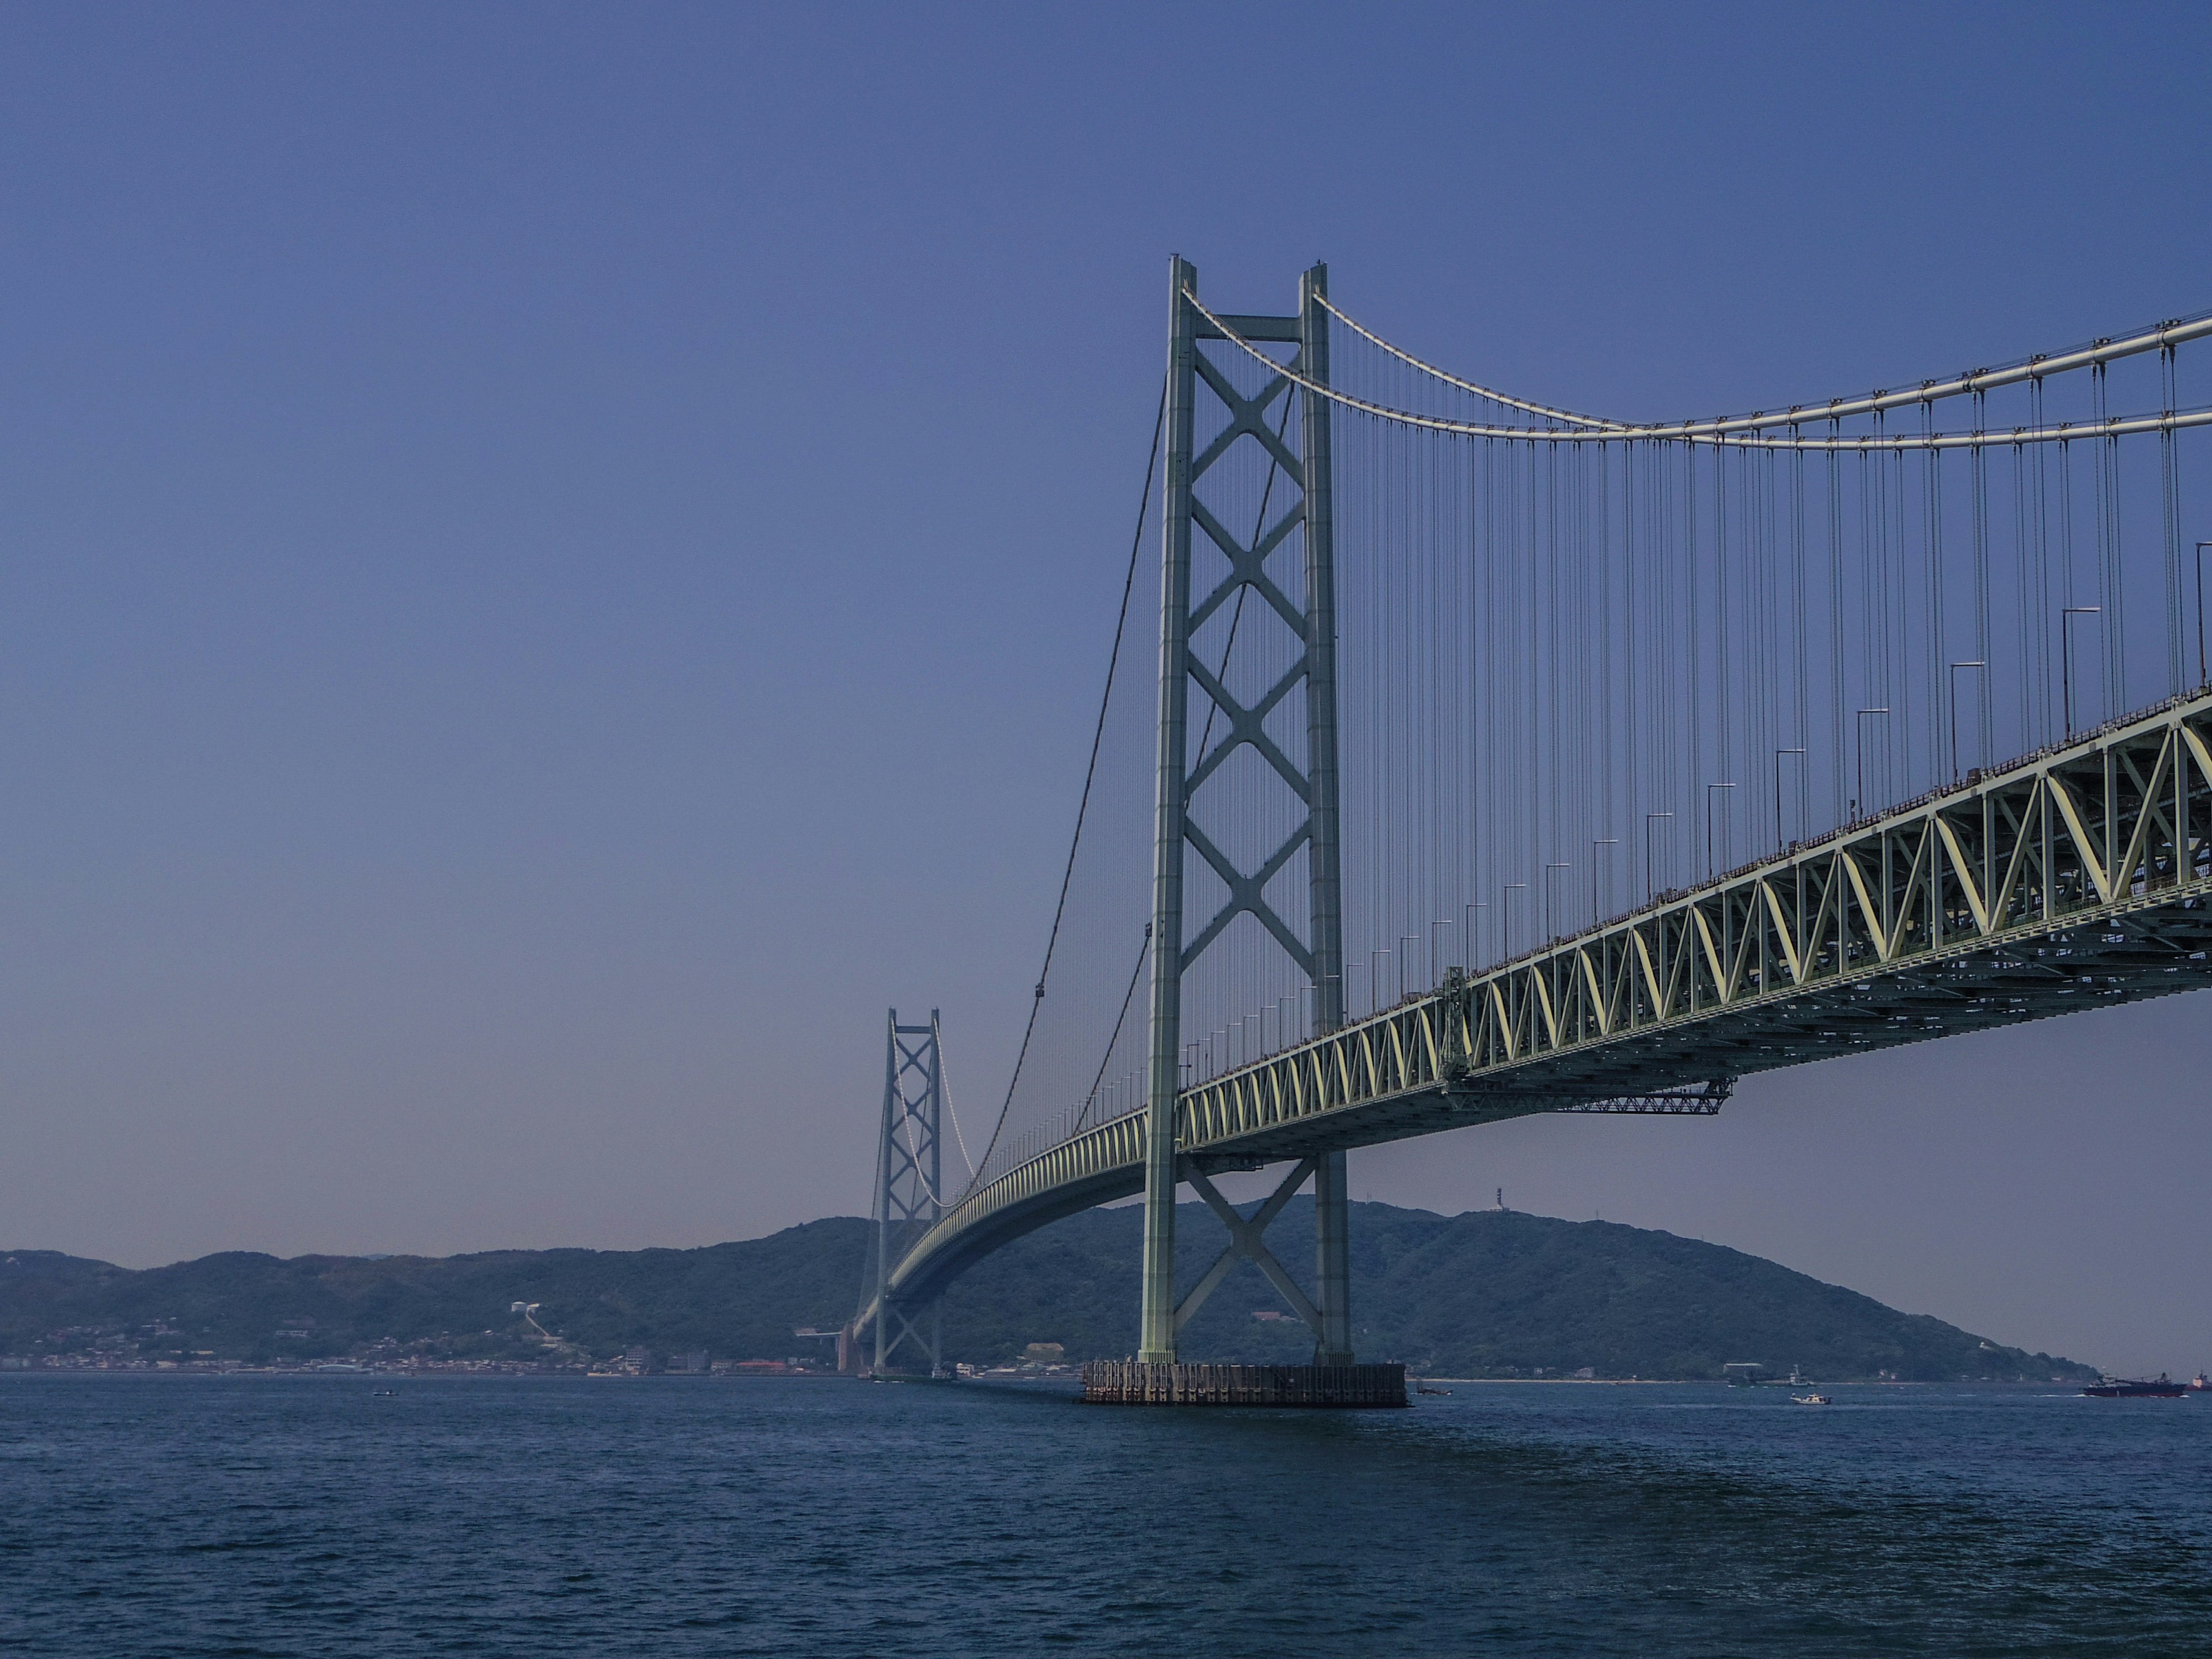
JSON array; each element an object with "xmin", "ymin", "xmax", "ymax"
[{"xmin": 869, "ymin": 685, "xmax": 2212, "ymax": 1318}]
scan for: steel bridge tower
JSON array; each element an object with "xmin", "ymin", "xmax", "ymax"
[
  {"xmin": 867, "ymin": 1008, "xmax": 946, "ymax": 1375},
  {"xmin": 1139, "ymin": 259, "xmax": 1351, "ymax": 1366}
]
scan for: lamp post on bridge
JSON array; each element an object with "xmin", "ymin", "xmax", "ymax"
[
  {"xmin": 1644, "ymin": 812, "xmax": 1673, "ymax": 897},
  {"xmin": 1543, "ymin": 862, "xmax": 1571, "ymax": 943},
  {"xmin": 2195, "ymin": 543, "xmax": 2210, "ymax": 687},
  {"xmin": 1948, "ymin": 662, "xmax": 1987, "ymax": 779},
  {"xmin": 1853, "ymin": 709, "xmax": 1890, "ymax": 822},
  {"xmin": 1772, "ymin": 749, "xmax": 1806, "ymax": 847},
  {"xmin": 1589, "ymin": 839, "xmax": 1618, "ymax": 927},
  {"xmin": 2062, "ymin": 607, "xmax": 2101, "ymax": 736},
  {"xmin": 1704, "ymin": 784, "xmax": 1736, "ymax": 877}
]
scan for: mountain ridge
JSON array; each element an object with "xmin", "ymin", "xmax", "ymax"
[{"xmin": 0, "ymin": 1202, "xmax": 2096, "ymax": 1381}]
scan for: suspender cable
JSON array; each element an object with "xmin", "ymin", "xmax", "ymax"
[{"xmin": 965, "ymin": 377, "xmax": 1165, "ymax": 1194}]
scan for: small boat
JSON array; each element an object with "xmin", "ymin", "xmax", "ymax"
[
  {"xmin": 2081, "ymin": 1374, "xmax": 2188, "ymax": 1399},
  {"xmin": 1791, "ymin": 1393, "xmax": 1831, "ymax": 1406},
  {"xmin": 2188, "ymin": 1373, "xmax": 2211, "ymax": 1392},
  {"xmin": 1416, "ymin": 1385, "xmax": 1451, "ymax": 1396}
]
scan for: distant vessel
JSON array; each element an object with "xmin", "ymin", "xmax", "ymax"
[
  {"xmin": 1791, "ymin": 1393, "xmax": 1832, "ymax": 1406},
  {"xmin": 2082, "ymin": 1374, "xmax": 2188, "ymax": 1399},
  {"xmin": 2190, "ymin": 1373, "xmax": 2211, "ymax": 1392}
]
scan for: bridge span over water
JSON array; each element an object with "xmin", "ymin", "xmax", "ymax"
[{"xmin": 855, "ymin": 263, "xmax": 2212, "ymax": 1385}]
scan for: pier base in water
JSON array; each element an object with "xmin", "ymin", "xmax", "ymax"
[{"xmin": 1081, "ymin": 1361, "xmax": 1406, "ymax": 1407}]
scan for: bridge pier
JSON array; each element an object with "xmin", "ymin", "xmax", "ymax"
[
  {"xmin": 1313, "ymin": 1150, "xmax": 1353, "ymax": 1365},
  {"xmin": 861, "ymin": 1009, "xmax": 949, "ymax": 1377},
  {"xmin": 1136, "ymin": 257, "xmax": 1364, "ymax": 1378}
]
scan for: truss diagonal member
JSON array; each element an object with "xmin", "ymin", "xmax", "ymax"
[
  {"xmin": 1188, "ymin": 499, "xmax": 1308, "ymax": 635},
  {"xmin": 1190, "ymin": 355, "xmax": 1304, "ymax": 483},
  {"xmin": 1172, "ymin": 1244, "xmax": 1243, "ymax": 1334},
  {"xmin": 1190, "ymin": 532, "xmax": 1306, "ymax": 635},
  {"xmin": 1186, "ymin": 656, "xmax": 1313, "ymax": 798},
  {"xmin": 1179, "ymin": 819, "xmax": 1317, "ymax": 974},
  {"xmin": 880, "ymin": 1301, "xmax": 934, "ymax": 1368},
  {"xmin": 1175, "ymin": 1160, "xmax": 1322, "ymax": 1335},
  {"xmin": 1185, "ymin": 655, "xmax": 1312, "ymax": 802}
]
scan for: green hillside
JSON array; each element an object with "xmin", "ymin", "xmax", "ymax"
[{"xmin": 0, "ymin": 1202, "xmax": 2095, "ymax": 1381}]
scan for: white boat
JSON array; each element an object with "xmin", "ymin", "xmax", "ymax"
[{"xmin": 1791, "ymin": 1392, "xmax": 1832, "ymax": 1406}]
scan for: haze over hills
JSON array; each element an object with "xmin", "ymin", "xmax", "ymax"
[{"xmin": 1, "ymin": 1202, "xmax": 2095, "ymax": 1382}]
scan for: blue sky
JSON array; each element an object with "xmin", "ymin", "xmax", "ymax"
[{"xmin": 3, "ymin": 3, "xmax": 2209, "ymax": 1372}]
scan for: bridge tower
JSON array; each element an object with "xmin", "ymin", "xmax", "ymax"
[
  {"xmin": 1139, "ymin": 259, "xmax": 1351, "ymax": 1366},
  {"xmin": 866, "ymin": 1008, "xmax": 946, "ymax": 1376}
]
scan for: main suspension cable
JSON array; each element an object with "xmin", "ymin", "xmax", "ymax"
[
  {"xmin": 1315, "ymin": 293, "xmax": 1627, "ymax": 430},
  {"xmin": 1188, "ymin": 287, "xmax": 2212, "ymax": 449},
  {"xmin": 1073, "ymin": 925, "xmax": 1151, "ymax": 1134}
]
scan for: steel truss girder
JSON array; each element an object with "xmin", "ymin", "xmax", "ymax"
[{"xmin": 884, "ymin": 687, "xmax": 2212, "ymax": 1310}]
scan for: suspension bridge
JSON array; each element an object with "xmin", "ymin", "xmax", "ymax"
[{"xmin": 854, "ymin": 260, "xmax": 2212, "ymax": 1401}]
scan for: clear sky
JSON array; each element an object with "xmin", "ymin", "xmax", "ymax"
[{"xmin": 4, "ymin": 3, "xmax": 2208, "ymax": 1374}]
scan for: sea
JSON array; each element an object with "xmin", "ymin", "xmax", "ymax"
[{"xmin": 3, "ymin": 1373, "xmax": 2207, "ymax": 1656}]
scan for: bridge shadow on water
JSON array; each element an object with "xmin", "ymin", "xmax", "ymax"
[{"xmin": 912, "ymin": 1374, "xmax": 2211, "ymax": 1657}]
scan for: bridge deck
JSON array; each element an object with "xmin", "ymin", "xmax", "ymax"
[{"xmin": 877, "ymin": 688, "xmax": 2212, "ymax": 1312}]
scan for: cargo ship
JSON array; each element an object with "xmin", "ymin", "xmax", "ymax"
[{"xmin": 2081, "ymin": 1374, "xmax": 2189, "ymax": 1399}]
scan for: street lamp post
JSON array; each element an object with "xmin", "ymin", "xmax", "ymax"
[
  {"xmin": 1643, "ymin": 811, "xmax": 1673, "ymax": 897},
  {"xmin": 1704, "ymin": 783, "xmax": 1736, "ymax": 877},
  {"xmin": 1948, "ymin": 661, "xmax": 1987, "ymax": 778},
  {"xmin": 1590, "ymin": 838, "xmax": 1619, "ymax": 925},
  {"xmin": 2062, "ymin": 606, "xmax": 2101, "ymax": 736},
  {"xmin": 1854, "ymin": 709, "xmax": 1891, "ymax": 821},
  {"xmin": 2195, "ymin": 542, "xmax": 2210, "ymax": 688},
  {"xmin": 1772, "ymin": 749, "xmax": 1806, "ymax": 846}
]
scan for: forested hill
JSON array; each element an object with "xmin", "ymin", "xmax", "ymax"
[{"xmin": 1, "ymin": 1202, "xmax": 2096, "ymax": 1381}]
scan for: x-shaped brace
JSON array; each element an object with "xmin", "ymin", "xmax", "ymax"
[
  {"xmin": 878, "ymin": 1301, "xmax": 934, "ymax": 1367},
  {"xmin": 1185, "ymin": 654, "xmax": 1312, "ymax": 802},
  {"xmin": 1180, "ymin": 817, "xmax": 1316, "ymax": 974},
  {"xmin": 1188, "ymin": 497, "xmax": 1306, "ymax": 636},
  {"xmin": 1173, "ymin": 1158, "xmax": 1323, "ymax": 1338},
  {"xmin": 1190, "ymin": 355, "xmax": 1304, "ymax": 484}
]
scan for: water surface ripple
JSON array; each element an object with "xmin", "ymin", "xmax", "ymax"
[{"xmin": 3, "ymin": 1376, "xmax": 2205, "ymax": 1655}]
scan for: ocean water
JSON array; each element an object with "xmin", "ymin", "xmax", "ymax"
[{"xmin": 3, "ymin": 1375, "xmax": 2207, "ymax": 1656}]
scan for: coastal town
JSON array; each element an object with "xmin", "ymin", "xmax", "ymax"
[{"xmin": 0, "ymin": 1319, "xmax": 1083, "ymax": 1381}]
